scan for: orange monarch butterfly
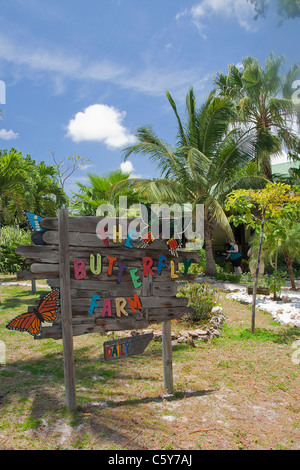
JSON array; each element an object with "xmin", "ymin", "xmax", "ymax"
[{"xmin": 6, "ymin": 289, "xmax": 59, "ymax": 337}]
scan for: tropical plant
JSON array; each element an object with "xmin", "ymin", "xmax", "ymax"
[
  {"xmin": 70, "ymin": 169, "xmax": 142, "ymax": 216},
  {"xmin": 117, "ymin": 88, "xmax": 266, "ymax": 275},
  {"xmin": 226, "ymin": 182, "xmax": 300, "ymax": 332},
  {"xmin": 248, "ymin": 0, "xmax": 300, "ymax": 22},
  {"xmin": 265, "ymin": 221, "xmax": 300, "ymax": 289},
  {"xmin": 177, "ymin": 281, "xmax": 219, "ymax": 322},
  {"xmin": 0, "ymin": 149, "xmax": 30, "ymax": 230},
  {"xmin": 214, "ymin": 54, "xmax": 300, "ymax": 179},
  {"xmin": 1, "ymin": 149, "xmax": 68, "ymax": 229},
  {"xmin": 0, "ymin": 226, "xmax": 31, "ymax": 274},
  {"xmin": 26, "ymin": 161, "xmax": 68, "ymax": 216}
]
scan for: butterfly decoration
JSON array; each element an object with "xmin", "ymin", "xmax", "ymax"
[
  {"xmin": 139, "ymin": 204, "xmax": 190, "ymax": 256},
  {"xmin": 22, "ymin": 211, "xmax": 45, "ymax": 232},
  {"xmin": 6, "ymin": 289, "xmax": 59, "ymax": 338},
  {"xmin": 22, "ymin": 210, "xmax": 46, "ymax": 245}
]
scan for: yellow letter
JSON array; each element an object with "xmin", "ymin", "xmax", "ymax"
[{"xmin": 170, "ymin": 260, "xmax": 179, "ymax": 278}]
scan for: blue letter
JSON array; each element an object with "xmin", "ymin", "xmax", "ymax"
[
  {"xmin": 157, "ymin": 255, "xmax": 167, "ymax": 275},
  {"xmin": 88, "ymin": 295, "xmax": 101, "ymax": 315},
  {"xmin": 125, "ymin": 229, "xmax": 137, "ymax": 248}
]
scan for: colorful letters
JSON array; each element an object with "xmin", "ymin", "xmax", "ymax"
[
  {"xmin": 73, "ymin": 254, "xmax": 193, "ymax": 284},
  {"xmin": 75, "ymin": 245, "xmax": 195, "ymax": 319},
  {"xmin": 88, "ymin": 294, "xmax": 143, "ymax": 317},
  {"xmin": 105, "ymin": 342, "xmax": 130, "ymax": 359}
]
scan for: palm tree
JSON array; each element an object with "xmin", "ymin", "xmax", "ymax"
[
  {"xmin": 0, "ymin": 149, "xmax": 30, "ymax": 231},
  {"xmin": 70, "ymin": 169, "xmax": 141, "ymax": 216},
  {"xmin": 118, "ymin": 88, "xmax": 267, "ymax": 275},
  {"xmin": 214, "ymin": 54, "xmax": 299, "ymax": 179},
  {"xmin": 27, "ymin": 161, "xmax": 68, "ymax": 216},
  {"xmin": 265, "ymin": 221, "xmax": 300, "ymax": 290}
]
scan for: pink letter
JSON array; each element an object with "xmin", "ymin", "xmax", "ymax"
[{"xmin": 73, "ymin": 259, "xmax": 86, "ymax": 280}]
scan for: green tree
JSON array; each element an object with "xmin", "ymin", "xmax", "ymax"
[
  {"xmin": 120, "ymin": 88, "xmax": 266, "ymax": 275},
  {"xmin": 0, "ymin": 149, "xmax": 68, "ymax": 225},
  {"xmin": 248, "ymin": 0, "xmax": 300, "ymax": 23},
  {"xmin": 214, "ymin": 54, "xmax": 300, "ymax": 179},
  {"xmin": 0, "ymin": 149, "xmax": 30, "ymax": 229},
  {"xmin": 26, "ymin": 161, "xmax": 68, "ymax": 216},
  {"xmin": 226, "ymin": 182, "xmax": 300, "ymax": 332},
  {"xmin": 70, "ymin": 169, "xmax": 140, "ymax": 216},
  {"xmin": 265, "ymin": 218, "xmax": 300, "ymax": 290}
]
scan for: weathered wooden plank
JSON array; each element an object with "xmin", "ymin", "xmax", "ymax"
[
  {"xmin": 162, "ymin": 321, "xmax": 173, "ymax": 394},
  {"xmin": 103, "ymin": 333, "xmax": 153, "ymax": 361},
  {"xmin": 17, "ymin": 270, "xmax": 52, "ymax": 280},
  {"xmin": 30, "ymin": 262, "xmax": 179, "ymax": 278},
  {"xmin": 36, "ymin": 319, "xmax": 151, "ymax": 340},
  {"xmin": 42, "ymin": 229, "xmax": 198, "ymax": 253},
  {"xmin": 16, "ymin": 243, "xmax": 200, "ymax": 265},
  {"xmin": 58, "ymin": 209, "xmax": 76, "ymax": 410},
  {"xmin": 40, "ymin": 216, "xmax": 194, "ymax": 238},
  {"xmin": 43, "ymin": 281, "xmax": 178, "ymax": 299},
  {"xmin": 40, "ymin": 216, "xmax": 140, "ymax": 232},
  {"xmin": 15, "ymin": 245, "xmax": 59, "ymax": 263},
  {"xmin": 65, "ymin": 296, "xmax": 188, "ymax": 312}
]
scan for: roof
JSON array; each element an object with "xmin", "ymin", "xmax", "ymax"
[{"xmin": 271, "ymin": 161, "xmax": 299, "ymax": 176}]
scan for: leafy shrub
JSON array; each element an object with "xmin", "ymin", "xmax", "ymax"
[
  {"xmin": 0, "ymin": 226, "xmax": 31, "ymax": 273},
  {"xmin": 240, "ymin": 270, "xmax": 286, "ymax": 295},
  {"xmin": 178, "ymin": 248, "xmax": 206, "ymax": 276},
  {"xmin": 177, "ymin": 281, "xmax": 219, "ymax": 322}
]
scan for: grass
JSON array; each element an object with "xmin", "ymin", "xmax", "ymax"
[{"xmin": 0, "ymin": 275, "xmax": 299, "ymax": 450}]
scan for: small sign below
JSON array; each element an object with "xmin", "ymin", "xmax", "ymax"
[{"xmin": 103, "ymin": 333, "xmax": 153, "ymax": 361}]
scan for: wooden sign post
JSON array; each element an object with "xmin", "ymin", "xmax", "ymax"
[
  {"xmin": 10, "ymin": 209, "xmax": 200, "ymax": 409},
  {"xmin": 58, "ymin": 209, "xmax": 76, "ymax": 410}
]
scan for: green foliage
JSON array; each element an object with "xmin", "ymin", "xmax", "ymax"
[
  {"xmin": 178, "ymin": 248, "xmax": 206, "ymax": 275},
  {"xmin": 264, "ymin": 270, "xmax": 286, "ymax": 294},
  {"xmin": 248, "ymin": 0, "xmax": 300, "ymax": 22},
  {"xmin": 122, "ymin": 87, "xmax": 266, "ymax": 275},
  {"xmin": 0, "ymin": 148, "xmax": 68, "ymax": 226},
  {"xmin": 177, "ymin": 281, "xmax": 219, "ymax": 322},
  {"xmin": 70, "ymin": 169, "xmax": 142, "ymax": 216},
  {"xmin": 215, "ymin": 54, "xmax": 299, "ymax": 179},
  {"xmin": 240, "ymin": 271, "xmax": 285, "ymax": 292},
  {"xmin": 0, "ymin": 226, "xmax": 31, "ymax": 273}
]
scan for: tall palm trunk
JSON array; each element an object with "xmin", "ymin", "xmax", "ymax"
[
  {"xmin": 283, "ymin": 253, "xmax": 296, "ymax": 289},
  {"xmin": 204, "ymin": 216, "xmax": 216, "ymax": 276}
]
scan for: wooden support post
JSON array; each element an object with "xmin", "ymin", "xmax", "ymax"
[
  {"xmin": 162, "ymin": 320, "xmax": 174, "ymax": 394},
  {"xmin": 58, "ymin": 209, "xmax": 76, "ymax": 410}
]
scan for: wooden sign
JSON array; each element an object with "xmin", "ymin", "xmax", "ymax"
[
  {"xmin": 8, "ymin": 209, "xmax": 201, "ymax": 408},
  {"xmin": 12, "ymin": 213, "xmax": 200, "ymax": 340},
  {"xmin": 103, "ymin": 333, "xmax": 153, "ymax": 361}
]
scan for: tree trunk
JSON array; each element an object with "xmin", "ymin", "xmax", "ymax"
[
  {"xmin": 204, "ymin": 217, "xmax": 216, "ymax": 276},
  {"xmin": 284, "ymin": 254, "xmax": 295, "ymax": 289},
  {"xmin": 273, "ymin": 238, "xmax": 279, "ymax": 301},
  {"xmin": 251, "ymin": 213, "xmax": 265, "ymax": 334}
]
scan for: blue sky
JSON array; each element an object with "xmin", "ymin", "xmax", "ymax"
[{"xmin": 0, "ymin": 0, "xmax": 299, "ymax": 195}]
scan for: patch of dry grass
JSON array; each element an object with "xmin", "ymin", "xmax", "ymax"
[{"xmin": 0, "ymin": 279, "xmax": 299, "ymax": 450}]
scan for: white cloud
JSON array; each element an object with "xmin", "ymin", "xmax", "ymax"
[
  {"xmin": 177, "ymin": 0, "xmax": 256, "ymax": 37},
  {"xmin": 0, "ymin": 33, "xmax": 206, "ymax": 100},
  {"xmin": 0, "ymin": 129, "xmax": 19, "ymax": 140},
  {"xmin": 120, "ymin": 160, "xmax": 134, "ymax": 174},
  {"xmin": 66, "ymin": 104, "xmax": 136, "ymax": 149}
]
